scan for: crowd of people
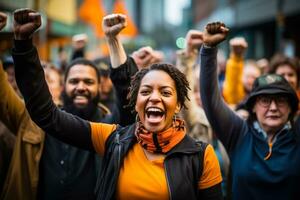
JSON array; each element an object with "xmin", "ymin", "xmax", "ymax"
[{"xmin": 0, "ymin": 8, "xmax": 300, "ymax": 200}]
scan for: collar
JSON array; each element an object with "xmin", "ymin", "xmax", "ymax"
[{"xmin": 253, "ymin": 121, "xmax": 291, "ymax": 143}]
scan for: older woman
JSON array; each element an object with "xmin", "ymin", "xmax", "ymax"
[
  {"xmin": 200, "ymin": 22, "xmax": 300, "ymax": 200},
  {"xmin": 12, "ymin": 9, "xmax": 223, "ymax": 200}
]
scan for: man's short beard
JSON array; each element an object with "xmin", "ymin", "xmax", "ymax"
[{"xmin": 61, "ymin": 90, "xmax": 100, "ymax": 120}]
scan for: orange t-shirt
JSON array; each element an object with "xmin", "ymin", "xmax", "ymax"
[{"xmin": 90, "ymin": 122, "xmax": 222, "ymax": 199}]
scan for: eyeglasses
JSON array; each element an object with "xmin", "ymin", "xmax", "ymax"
[{"xmin": 256, "ymin": 95, "xmax": 289, "ymax": 107}]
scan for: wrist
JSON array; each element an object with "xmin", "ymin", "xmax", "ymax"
[
  {"xmin": 13, "ymin": 39, "xmax": 33, "ymax": 52},
  {"xmin": 203, "ymin": 43, "xmax": 215, "ymax": 49}
]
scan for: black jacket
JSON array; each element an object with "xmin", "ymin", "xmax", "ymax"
[
  {"xmin": 12, "ymin": 40, "xmax": 222, "ymax": 200},
  {"xmin": 96, "ymin": 123, "xmax": 212, "ymax": 200}
]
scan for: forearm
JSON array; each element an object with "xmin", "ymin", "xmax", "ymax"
[
  {"xmin": 176, "ymin": 50, "xmax": 204, "ymax": 128},
  {"xmin": 12, "ymin": 39, "xmax": 94, "ymax": 150},
  {"xmin": 110, "ymin": 57, "xmax": 138, "ymax": 126},
  {"xmin": 222, "ymin": 53, "xmax": 244, "ymax": 104},
  {"xmin": 176, "ymin": 50, "xmax": 200, "ymax": 126},
  {"xmin": 106, "ymin": 36, "xmax": 127, "ymax": 68},
  {"xmin": 200, "ymin": 47, "xmax": 244, "ymax": 151}
]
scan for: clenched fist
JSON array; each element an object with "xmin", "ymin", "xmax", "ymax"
[
  {"xmin": 13, "ymin": 8, "xmax": 41, "ymax": 40},
  {"xmin": 132, "ymin": 46, "xmax": 164, "ymax": 70},
  {"xmin": 203, "ymin": 22, "xmax": 229, "ymax": 47},
  {"xmin": 185, "ymin": 30, "xmax": 203, "ymax": 56},
  {"xmin": 0, "ymin": 12, "xmax": 7, "ymax": 31},
  {"xmin": 102, "ymin": 14, "xmax": 127, "ymax": 38},
  {"xmin": 229, "ymin": 37, "xmax": 248, "ymax": 57}
]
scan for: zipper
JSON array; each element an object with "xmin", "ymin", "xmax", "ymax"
[
  {"xmin": 264, "ymin": 133, "xmax": 278, "ymax": 160},
  {"xmin": 115, "ymin": 133, "xmax": 121, "ymax": 167},
  {"xmin": 264, "ymin": 142, "xmax": 273, "ymax": 160},
  {"xmin": 164, "ymin": 159, "xmax": 172, "ymax": 200}
]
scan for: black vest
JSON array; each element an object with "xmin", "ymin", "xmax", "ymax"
[{"xmin": 95, "ymin": 124, "xmax": 208, "ymax": 200}]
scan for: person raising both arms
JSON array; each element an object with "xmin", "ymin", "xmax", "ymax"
[{"xmin": 12, "ymin": 9, "xmax": 223, "ymax": 200}]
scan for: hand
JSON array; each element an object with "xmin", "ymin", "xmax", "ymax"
[
  {"xmin": 13, "ymin": 8, "xmax": 41, "ymax": 40},
  {"xmin": 0, "ymin": 12, "xmax": 7, "ymax": 31},
  {"xmin": 185, "ymin": 30, "xmax": 203, "ymax": 56},
  {"xmin": 229, "ymin": 37, "xmax": 248, "ymax": 57},
  {"xmin": 132, "ymin": 46, "xmax": 164, "ymax": 70},
  {"xmin": 102, "ymin": 13, "xmax": 127, "ymax": 38},
  {"xmin": 203, "ymin": 22, "xmax": 229, "ymax": 47},
  {"xmin": 72, "ymin": 33, "xmax": 88, "ymax": 50}
]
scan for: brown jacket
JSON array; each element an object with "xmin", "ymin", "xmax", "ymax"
[{"xmin": 0, "ymin": 63, "xmax": 45, "ymax": 200}]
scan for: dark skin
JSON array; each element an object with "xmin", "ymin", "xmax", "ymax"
[
  {"xmin": 13, "ymin": 8, "xmax": 41, "ymax": 40},
  {"xmin": 202, "ymin": 21, "xmax": 229, "ymax": 47}
]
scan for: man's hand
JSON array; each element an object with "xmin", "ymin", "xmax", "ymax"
[
  {"xmin": 13, "ymin": 8, "xmax": 41, "ymax": 40},
  {"xmin": 203, "ymin": 22, "xmax": 229, "ymax": 47},
  {"xmin": 229, "ymin": 37, "xmax": 248, "ymax": 57},
  {"xmin": 72, "ymin": 33, "xmax": 88, "ymax": 50},
  {"xmin": 0, "ymin": 12, "xmax": 7, "ymax": 31},
  {"xmin": 132, "ymin": 46, "xmax": 164, "ymax": 70},
  {"xmin": 102, "ymin": 14, "xmax": 127, "ymax": 39},
  {"xmin": 185, "ymin": 30, "xmax": 203, "ymax": 56}
]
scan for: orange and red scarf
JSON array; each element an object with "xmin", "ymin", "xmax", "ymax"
[{"xmin": 135, "ymin": 119, "xmax": 186, "ymax": 153}]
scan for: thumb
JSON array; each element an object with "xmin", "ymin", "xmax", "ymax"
[{"xmin": 220, "ymin": 26, "xmax": 229, "ymax": 33}]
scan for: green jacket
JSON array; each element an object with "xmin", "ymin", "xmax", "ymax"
[{"xmin": 0, "ymin": 62, "xmax": 44, "ymax": 200}]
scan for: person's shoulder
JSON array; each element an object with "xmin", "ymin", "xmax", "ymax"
[
  {"xmin": 195, "ymin": 140, "xmax": 209, "ymax": 153},
  {"xmin": 97, "ymin": 102, "xmax": 111, "ymax": 115}
]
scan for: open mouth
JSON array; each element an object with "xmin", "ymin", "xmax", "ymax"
[
  {"xmin": 73, "ymin": 95, "xmax": 89, "ymax": 104},
  {"xmin": 145, "ymin": 107, "xmax": 165, "ymax": 123}
]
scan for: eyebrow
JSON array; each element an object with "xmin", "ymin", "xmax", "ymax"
[{"xmin": 140, "ymin": 84, "xmax": 175, "ymax": 91}]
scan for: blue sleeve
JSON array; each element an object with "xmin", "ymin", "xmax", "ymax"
[{"xmin": 200, "ymin": 46, "xmax": 247, "ymax": 154}]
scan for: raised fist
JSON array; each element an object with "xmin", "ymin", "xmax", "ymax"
[
  {"xmin": 185, "ymin": 30, "xmax": 203, "ymax": 56},
  {"xmin": 72, "ymin": 33, "xmax": 88, "ymax": 50},
  {"xmin": 203, "ymin": 22, "xmax": 229, "ymax": 47},
  {"xmin": 132, "ymin": 46, "xmax": 164, "ymax": 70},
  {"xmin": 102, "ymin": 13, "xmax": 127, "ymax": 38},
  {"xmin": 229, "ymin": 37, "xmax": 248, "ymax": 57},
  {"xmin": 13, "ymin": 8, "xmax": 41, "ymax": 40},
  {"xmin": 0, "ymin": 12, "xmax": 7, "ymax": 31}
]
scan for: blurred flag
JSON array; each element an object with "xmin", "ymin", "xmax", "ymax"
[
  {"xmin": 112, "ymin": 0, "xmax": 138, "ymax": 37},
  {"xmin": 79, "ymin": 0, "xmax": 106, "ymax": 37},
  {"xmin": 47, "ymin": 0, "xmax": 76, "ymax": 25}
]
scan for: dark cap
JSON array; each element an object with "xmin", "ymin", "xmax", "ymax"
[{"xmin": 245, "ymin": 74, "xmax": 299, "ymax": 112}]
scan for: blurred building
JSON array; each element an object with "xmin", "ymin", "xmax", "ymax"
[
  {"xmin": 0, "ymin": 0, "xmax": 194, "ymax": 61},
  {"xmin": 0, "ymin": 0, "xmax": 95, "ymax": 62},
  {"xmin": 192, "ymin": 0, "xmax": 300, "ymax": 59}
]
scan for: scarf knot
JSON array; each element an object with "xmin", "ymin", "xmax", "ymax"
[{"xmin": 135, "ymin": 119, "xmax": 186, "ymax": 153}]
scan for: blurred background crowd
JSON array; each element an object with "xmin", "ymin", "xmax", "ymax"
[
  {"xmin": 1, "ymin": 0, "xmax": 300, "ymax": 199},
  {"xmin": 0, "ymin": 0, "xmax": 299, "ymax": 63}
]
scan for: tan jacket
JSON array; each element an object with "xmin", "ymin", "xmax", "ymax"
[
  {"xmin": 0, "ymin": 63, "xmax": 45, "ymax": 200},
  {"xmin": 176, "ymin": 50, "xmax": 230, "ymax": 179}
]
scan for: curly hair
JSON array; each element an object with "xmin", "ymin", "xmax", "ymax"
[{"xmin": 127, "ymin": 63, "xmax": 190, "ymax": 113}]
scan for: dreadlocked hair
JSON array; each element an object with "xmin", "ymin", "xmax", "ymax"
[{"xmin": 126, "ymin": 63, "xmax": 190, "ymax": 113}]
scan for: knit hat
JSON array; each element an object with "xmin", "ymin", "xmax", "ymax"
[{"xmin": 245, "ymin": 74, "xmax": 299, "ymax": 112}]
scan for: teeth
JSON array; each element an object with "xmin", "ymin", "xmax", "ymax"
[{"xmin": 147, "ymin": 108, "xmax": 162, "ymax": 112}]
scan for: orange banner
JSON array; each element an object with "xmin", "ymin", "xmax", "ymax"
[
  {"xmin": 112, "ymin": 0, "xmax": 138, "ymax": 37},
  {"xmin": 79, "ymin": 0, "xmax": 106, "ymax": 37}
]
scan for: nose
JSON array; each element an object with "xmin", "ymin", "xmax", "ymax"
[
  {"xmin": 149, "ymin": 91, "xmax": 161, "ymax": 102},
  {"xmin": 269, "ymin": 100, "xmax": 278, "ymax": 110},
  {"xmin": 76, "ymin": 81, "xmax": 86, "ymax": 91}
]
